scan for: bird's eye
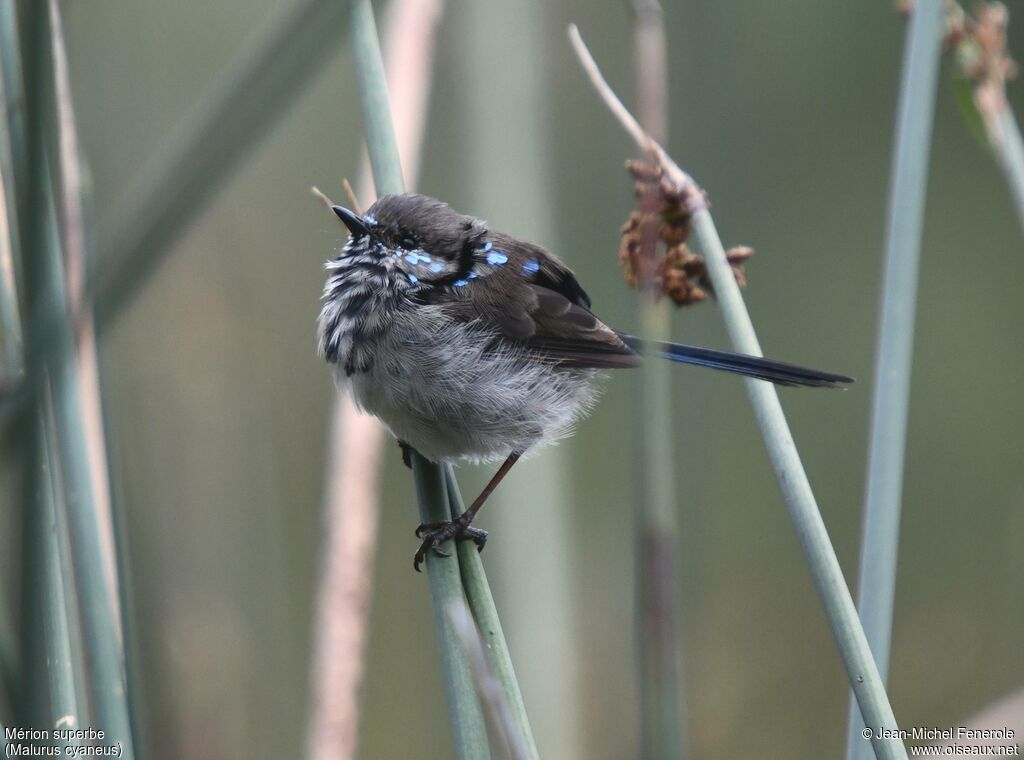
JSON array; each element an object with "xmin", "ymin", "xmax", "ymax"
[{"xmin": 402, "ymin": 237, "xmax": 416, "ymax": 248}]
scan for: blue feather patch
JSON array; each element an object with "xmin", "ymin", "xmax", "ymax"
[
  {"xmin": 404, "ymin": 251, "xmax": 432, "ymax": 266},
  {"xmin": 521, "ymin": 259, "xmax": 541, "ymax": 274},
  {"xmin": 453, "ymin": 279, "xmax": 468, "ymax": 287},
  {"xmin": 486, "ymin": 250, "xmax": 509, "ymax": 266}
]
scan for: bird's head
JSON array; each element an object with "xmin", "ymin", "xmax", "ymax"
[{"xmin": 332, "ymin": 193, "xmax": 487, "ymax": 264}]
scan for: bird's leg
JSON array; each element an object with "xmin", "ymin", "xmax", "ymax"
[
  {"xmin": 457, "ymin": 451, "xmax": 522, "ymax": 527},
  {"xmin": 413, "ymin": 452, "xmax": 522, "ymax": 572}
]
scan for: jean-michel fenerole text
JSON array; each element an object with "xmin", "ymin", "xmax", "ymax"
[{"xmin": 872, "ymin": 726, "xmax": 1017, "ymax": 743}]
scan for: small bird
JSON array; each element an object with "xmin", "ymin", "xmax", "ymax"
[{"xmin": 317, "ymin": 193, "xmax": 851, "ymax": 570}]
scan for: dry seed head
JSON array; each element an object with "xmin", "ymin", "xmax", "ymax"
[{"xmin": 619, "ymin": 158, "xmax": 748, "ymax": 306}]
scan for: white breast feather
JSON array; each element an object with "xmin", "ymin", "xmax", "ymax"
[{"xmin": 339, "ymin": 308, "xmax": 601, "ymax": 463}]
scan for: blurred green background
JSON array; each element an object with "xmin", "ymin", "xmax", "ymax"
[{"xmin": 8, "ymin": 1, "xmax": 1022, "ymax": 758}]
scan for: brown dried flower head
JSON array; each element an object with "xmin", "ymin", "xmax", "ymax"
[{"xmin": 619, "ymin": 158, "xmax": 751, "ymax": 307}]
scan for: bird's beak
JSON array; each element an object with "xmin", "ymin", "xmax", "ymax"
[{"xmin": 332, "ymin": 205, "xmax": 371, "ymax": 237}]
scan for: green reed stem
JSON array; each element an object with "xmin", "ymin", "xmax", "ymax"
[
  {"xmin": 569, "ymin": 24, "xmax": 909, "ymax": 760},
  {"xmin": 0, "ymin": 2, "xmax": 25, "ymax": 232},
  {"xmin": 349, "ymin": 0, "xmax": 490, "ymax": 755},
  {"xmin": 0, "ymin": 2, "xmax": 33, "ymax": 723},
  {"xmin": 446, "ymin": 599, "xmax": 531, "ymax": 760},
  {"xmin": 350, "ymin": 0, "xmax": 403, "ymax": 200},
  {"xmin": 11, "ymin": 0, "xmax": 58, "ymax": 731},
  {"xmin": 411, "ymin": 458, "xmax": 490, "ymax": 759},
  {"xmin": 694, "ymin": 209, "xmax": 906, "ymax": 760},
  {"xmin": 446, "ymin": 468, "xmax": 539, "ymax": 760},
  {"xmin": 13, "ymin": 2, "xmax": 134, "ymax": 752},
  {"xmin": 0, "ymin": 50, "xmax": 23, "ymax": 711},
  {"xmin": 38, "ymin": 392, "xmax": 82, "ymax": 751},
  {"xmin": 0, "ymin": 0, "xmax": 28, "ymax": 447},
  {"xmin": 846, "ymin": 4, "xmax": 944, "ymax": 760},
  {"xmin": 50, "ymin": 0, "xmax": 140, "ymax": 752}
]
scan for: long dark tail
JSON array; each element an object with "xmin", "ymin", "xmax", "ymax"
[{"xmin": 618, "ymin": 334, "xmax": 853, "ymax": 389}]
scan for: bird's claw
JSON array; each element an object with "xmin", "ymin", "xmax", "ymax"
[{"xmin": 413, "ymin": 519, "xmax": 488, "ymax": 572}]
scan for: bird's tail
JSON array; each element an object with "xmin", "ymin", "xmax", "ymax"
[{"xmin": 618, "ymin": 334, "xmax": 853, "ymax": 389}]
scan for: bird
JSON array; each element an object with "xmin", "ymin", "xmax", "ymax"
[{"xmin": 316, "ymin": 193, "xmax": 852, "ymax": 571}]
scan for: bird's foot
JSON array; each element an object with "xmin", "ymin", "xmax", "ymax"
[{"xmin": 413, "ymin": 514, "xmax": 488, "ymax": 572}]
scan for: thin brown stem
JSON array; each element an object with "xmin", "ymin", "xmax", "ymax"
[
  {"xmin": 567, "ymin": 24, "xmax": 705, "ymax": 210},
  {"xmin": 628, "ymin": 4, "xmax": 686, "ymax": 758}
]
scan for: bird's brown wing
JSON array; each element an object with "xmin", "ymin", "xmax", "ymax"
[{"xmin": 438, "ymin": 234, "xmax": 642, "ymax": 369}]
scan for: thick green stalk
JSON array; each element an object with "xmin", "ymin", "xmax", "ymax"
[
  {"xmin": 308, "ymin": 3, "xmax": 444, "ymax": 758},
  {"xmin": 454, "ymin": 1, "xmax": 580, "ymax": 753},
  {"xmin": 17, "ymin": 182, "xmax": 85, "ymax": 731},
  {"xmin": 349, "ymin": 0, "xmax": 489, "ymax": 755},
  {"xmin": 0, "ymin": 2, "xmax": 25, "ymax": 226},
  {"xmin": 16, "ymin": 3, "xmax": 134, "ymax": 753},
  {"xmin": 50, "ymin": 0, "xmax": 139, "ymax": 753},
  {"xmin": 12, "ymin": 0, "xmax": 58, "ymax": 731},
  {"xmin": 692, "ymin": 209, "xmax": 906, "ymax": 759},
  {"xmin": 446, "ymin": 468, "xmax": 539, "ymax": 760},
  {"xmin": 412, "ymin": 457, "xmax": 490, "ymax": 759},
  {"xmin": 694, "ymin": 209, "xmax": 906, "ymax": 760},
  {"xmin": 38, "ymin": 394, "xmax": 81, "ymax": 753},
  {"xmin": 568, "ymin": 25, "xmax": 909, "ymax": 760},
  {"xmin": 846, "ymin": 4, "xmax": 944, "ymax": 760},
  {"xmin": 350, "ymin": 0, "xmax": 403, "ymax": 199},
  {"xmin": 0, "ymin": 61, "xmax": 22, "ymax": 711},
  {"xmin": 0, "ymin": 3, "xmax": 35, "ymax": 722},
  {"xmin": 446, "ymin": 599, "xmax": 532, "ymax": 760},
  {"xmin": 45, "ymin": 217, "xmax": 132, "ymax": 758},
  {"xmin": 0, "ymin": 0, "xmax": 27, "ymax": 443}
]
